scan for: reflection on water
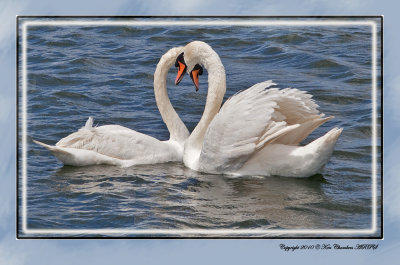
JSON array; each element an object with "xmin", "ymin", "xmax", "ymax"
[{"xmin": 27, "ymin": 163, "xmax": 342, "ymax": 234}]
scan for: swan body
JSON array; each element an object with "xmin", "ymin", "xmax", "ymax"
[
  {"xmin": 34, "ymin": 47, "xmax": 189, "ymax": 167},
  {"xmin": 176, "ymin": 41, "xmax": 342, "ymax": 177}
]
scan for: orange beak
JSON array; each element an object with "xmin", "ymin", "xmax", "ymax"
[
  {"xmin": 175, "ymin": 61, "xmax": 186, "ymax": 85},
  {"xmin": 190, "ymin": 69, "xmax": 200, "ymax": 91},
  {"xmin": 190, "ymin": 64, "xmax": 203, "ymax": 92}
]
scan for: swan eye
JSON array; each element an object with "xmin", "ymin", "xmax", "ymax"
[
  {"xmin": 191, "ymin": 64, "xmax": 203, "ymax": 75},
  {"xmin": 175, "ymin": 52, "xmax": 185, "ymax": 67}
]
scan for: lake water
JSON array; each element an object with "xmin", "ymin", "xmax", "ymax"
[{"xmin": 18, "ymin": 17, "xmax": 382, "ymax": 238}]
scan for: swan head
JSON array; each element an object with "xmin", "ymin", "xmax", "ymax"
[
  {"xmin": 175, "ymin": 52, "xmax": 204, "ymax": 91},
  {"xmin": 175, "ymin": 41, "xmax": 220, "ymax": 91},
  {"xmin": 156, "ymin": 46, "xmax": 184, "ymax": 73}
]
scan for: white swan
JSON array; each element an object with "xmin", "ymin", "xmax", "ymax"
[
  {"xmin": 34, "ymin": 46, "xmax": 189, "ymax": 167},
  {"xmin": 175, "ymin": 41, "xmax": 342, "ymax": 177}
]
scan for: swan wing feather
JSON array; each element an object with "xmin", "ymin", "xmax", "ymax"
[
  {"xmin": 199, "ymin": 81, "xmax": 279, "ymax": 173},
  {"xmin": 198, "ymin": 82, "xmax": 328, "ymax": 173},
  {"xmin": 269, "ymin": 88, "xmax": 330, "ymax": 145},
  {"xmin": 56, "ymin": 118, "xmax": 173, "ymax": 161}
]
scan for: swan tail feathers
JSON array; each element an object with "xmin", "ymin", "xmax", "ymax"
[
  {"xmin": 33, "ymin": 140, "xmax": 73, "ymax": 156},
  {"xmin": 34, "ymin": 139, "xmax": 120, "ymax": 166},
  {"xmin": 284, "ymin": 127, "xmax": 343, "ymax": 177},
  {"xmin": 34, "ymin": 139, "xmax": 85, "ymax": 166},
  {"xmin": 307, "ymin": 127, "xmax": 343, "ymax": 169},
  {"xmin": 310, "ymin": 127, "xmax": 343, "ymax": 149},
  {"xmin": 324, "ymin": 127, "xmax": 343, "ymax": 149}
]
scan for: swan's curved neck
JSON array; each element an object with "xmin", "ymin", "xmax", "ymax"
[
  {"xmin": 187, "ymin": 48, "xmax": 226, "ymax": 153},
  {"xmin": 154, "ymin": 49, "xmax": 189, "ymax": 143}
]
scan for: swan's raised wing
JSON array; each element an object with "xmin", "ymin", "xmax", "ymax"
[
  {"xmin": 55, "ymin": 117, "xmax": 178, "ymax": 163},
  {"xmin": 198, "ymin": 81, "xmax": 326, "ymax": 174},
  {"xmin": 198, "ymin": 81, "xmax": 282, "ymax": 173},
  {"xmin": 268, "ymin": 88, "xmax": 331, "ymax": 145}
]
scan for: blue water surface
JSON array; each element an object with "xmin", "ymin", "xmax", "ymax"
[{"xmin": 19, "ymin": 18, "xmax": 382, "ymax": 237}]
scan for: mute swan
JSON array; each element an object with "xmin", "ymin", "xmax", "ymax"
[
  {"xmin": 34, "ymin": 46, "xmax": 189, "ymax": 167},
  {"xmin": 175, "ymin": 41, "xmax": 342, "ymax": 177}
]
